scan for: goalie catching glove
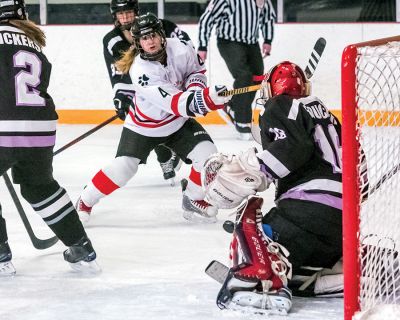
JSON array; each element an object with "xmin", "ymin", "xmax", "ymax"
[
  {"xmin": 202, "ymin": 148, "xmax": 270, "ymax": 209},
  {"xmin": 216, "ymin": 196, "xmax": 292, "ymax": 315}
]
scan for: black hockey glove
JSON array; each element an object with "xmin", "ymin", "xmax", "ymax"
[{"xmin": 113, "ymin": 93, "xmax": 132, "ymax": 120}]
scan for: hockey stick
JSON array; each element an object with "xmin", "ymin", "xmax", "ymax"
[
  {"xmin": 219, "ymin": 84, "xmax": 262, "ymax": 97},
  {"xmin": 367, "ymin": 162, "xmax": 400, "ymax": 198},
  {"xmin": 2, "ymin": 114, "xmax": 119, "ymax": 249},
  {"xmin": 54, "ymin": 114, "xmax": 119, "ymax": 156},
  {"xmin": 205, "ymin": 260, "xmax": 229, "ymax": 284},
  {"xmin": 304, "ymin": 37, "xmax": 327, "ymax": 79},
  {"xmin": 3, "ymin": 173, "xmax": 59, "ymax": 250},
  {"xmin": 218, "ymin": 37, "xmax": 327, "ymax": 98}
]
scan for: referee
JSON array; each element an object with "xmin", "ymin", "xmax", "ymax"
[{"xmin": 197, "ymin": 0, "xmax": 276, "ymax": 140}]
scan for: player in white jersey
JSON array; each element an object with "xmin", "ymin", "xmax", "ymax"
[{"xmin": 76, "ymin": 12, "xmax": 231, "ymax": 224}]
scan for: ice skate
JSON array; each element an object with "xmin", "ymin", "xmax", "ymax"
[
  {"xmin": 223, "ymin": 105, "xmax": 252, "ymax": 141},
  {"xmin": 227, "ymin": 287, "xmax": 292, "ymax": 315},
  {"xmin": 160, "ymin": 151, "xmax": 182, "ymax": 186},
  {"xmin": 0, "ymin": 241, "xmax": 16, "ymax": 276},
  {"xmin": 76, "ymin": 196, "xmax": 92, "ymax": 225},
  {"xmin": 181, "ymin": 179, "xmax": 217, "ymax": 223},
  {"xmin": 63, "ymin": 236, "xmax": 101, "ymax": 274}
]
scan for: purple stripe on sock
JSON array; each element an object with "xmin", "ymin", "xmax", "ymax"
[
  {"xmin": 0, "ymin": 135, "xmax": 56, "ymax": 147},
  {"xmin": 278, "ymin": 190, "xmax": 342, "ymax": 210}
]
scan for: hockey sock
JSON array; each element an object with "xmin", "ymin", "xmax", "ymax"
[
  {"xmin": 20, "ymin": 181, "xmax": 86, "ymax": 246},
  {"xmin": 154, "ymin": 145, "xmax": 172, "ymax": 163}
]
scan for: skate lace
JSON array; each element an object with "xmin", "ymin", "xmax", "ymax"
[
  {"xmin": 191, "ymin": 199, "xmax": 210, "ymax": 211},
  {"xmin": 78, "ymin": 199, "xmax": 92, "ymax": 213},
  {"xmin": 160, "ymin": 159, "xmax": 174, "ymax": 174}
]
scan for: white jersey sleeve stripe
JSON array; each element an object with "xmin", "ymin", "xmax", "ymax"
[
  {"xmin": 257, "ymin": 149, "xmax": 291, "ymax": 178},
  {"xmin": 171, "ymin": 91, "xmax": 184, "ymax": 116}
]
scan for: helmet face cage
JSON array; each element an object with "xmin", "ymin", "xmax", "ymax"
[
  {"xmin": 266, "ymin": 61, "xmax": 311, "ymax": 98},
  {"xmin": 131, "ymin": 12, "xmax": 166, "ymax": 61},
  {"xmin": 110, "ymin": 0, "xmax": 138, "ymax": 15},
  {"xmin": 110, "ymin": 0, "xmax": 138, "ymax": 29},
  {"xmin": 0, "ymin": 0, "xmax": 27, "ymax": 21}
]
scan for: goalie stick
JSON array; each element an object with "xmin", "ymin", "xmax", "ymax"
[
  {"xmin": 218, "ymin": 37, "xmax": 327, "ymax": 98},
  {"xmin": 218, "ymin": 38, "xmax": 327, "ymax": 141},
  {"xmin": 2, "ymin": 114, "xmax": 119, "ymax": 250}
]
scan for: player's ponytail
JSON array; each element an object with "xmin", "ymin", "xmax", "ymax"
[
  {"xmin": 115, "ymin": 46, "xmax": 139, "ymax": 74},
  {"xmin": 9, "ymin": 20, "xmax": 46, "ymax": 48}
]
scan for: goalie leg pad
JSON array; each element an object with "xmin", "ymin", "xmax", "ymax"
[{"xmin": 231, "ymin": 197, "xmax": 291, "ymax": 288}]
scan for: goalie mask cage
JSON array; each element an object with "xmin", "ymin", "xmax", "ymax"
[{"xmin": 342, "ymin": 35, "xmax": 400, "ymax": 320}]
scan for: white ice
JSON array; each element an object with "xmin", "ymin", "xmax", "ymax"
[{"xmin": 0, "ymin": 124, "xmax": 343, "ymax": 320}]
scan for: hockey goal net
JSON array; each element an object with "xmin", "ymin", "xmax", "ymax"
[{"xmin": 342, "ymin": 35, "xmax": 400, "ymax": 320}]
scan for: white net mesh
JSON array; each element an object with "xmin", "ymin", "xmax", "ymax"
[{"xmin": 355, "ymin": 41, "xmax": 400, "ymax": 311}]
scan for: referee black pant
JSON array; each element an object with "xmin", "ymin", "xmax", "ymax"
[{"xmin": 217, "ymin": 38, "xmax": 264, "ymax": 124}]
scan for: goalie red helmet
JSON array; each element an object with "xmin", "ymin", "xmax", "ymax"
[
  {"xmin": 265, "ymin": 61, "xmax": 310, "ymax": 98},
  {"xmin": 0, "ymin": 0, "xmax": 27, "ymax": 20}
]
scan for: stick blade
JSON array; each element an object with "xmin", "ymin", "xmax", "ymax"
[
  {"xmin": 314, "ymin": 37, "xmax": 327, "ymax": 56},
  {"xmin": 205, "ymin": 260, "xmax": 230, "ymax": 284},
  {"xmin": 32, "ymin": 235, "xmax": 59, "ymax": 250},
  {"xmin": 304, "ymin": 37, "xmax": 327, "ymax": 79}
]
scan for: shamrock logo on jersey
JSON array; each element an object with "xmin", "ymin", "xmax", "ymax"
[{"xmin": 138, "ymin": 74, "xmax": 150, "ymax": 86}]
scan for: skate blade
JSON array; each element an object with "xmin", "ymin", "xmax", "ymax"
[
  {"xmin": 0, "ymin": 261, "xmax": 16, "ymax": 277},
  {"xmin": 167, "ymin": 178, "xmax": 175, "ymax": 187},
  {"xmin": 182, "ymin": 210, "xmax": 217, "ymax": 224},
  {"xmin": 69, "ymin": 260, "xmax": 101, "ymax": 275},
  {"xmin": 226, "ymin": 302, "xmax": 288, "ymax": 316},
  {"xmin": 229, "ymin": 291, "xmax": 292, "ymax": 315}
]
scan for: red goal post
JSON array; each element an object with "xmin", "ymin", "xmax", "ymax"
[{"xmin": 342, "ymin": 35, "xmax": 400, "ymax": 320}]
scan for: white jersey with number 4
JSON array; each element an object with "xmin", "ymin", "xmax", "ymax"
[{"xmin": 125, "ymin": 38, "xmax": 207, "ymax": 137}]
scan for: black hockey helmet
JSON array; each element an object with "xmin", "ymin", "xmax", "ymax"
[
  {"xmin": 0, "ymin": 0, "xmax": 27, "ymax": 21},
  {"xmin": 131, "ymin": 12, "xmax": 166, "ymax": 61},
  {"xmin": 110, "ymin": 0, "xmax": 139, "ymax": 17}
]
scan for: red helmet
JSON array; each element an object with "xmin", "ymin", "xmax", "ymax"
[{"xmin": 265, "ymin": 61, "xmax": 310, "ymax": 98}]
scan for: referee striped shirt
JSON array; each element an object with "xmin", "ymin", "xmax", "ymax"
[{"xmin": 198, "ymin": 0, "xmax": 276, "ymax": 50}]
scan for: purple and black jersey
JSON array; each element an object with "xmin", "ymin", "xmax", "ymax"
[
  {"xmin": 257, "ymin": 94, "xmax": 342, "ymax": 210},
  {"xmin": 0, "ymin": 23, "xmax": 57, "ymax": 149}
]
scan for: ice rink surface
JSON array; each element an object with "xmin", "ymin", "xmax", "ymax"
[{"xmin": 0, "ymin": 124, "xmax": 343, "ymax": 320}]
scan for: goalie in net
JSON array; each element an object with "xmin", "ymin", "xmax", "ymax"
[{"xmin": 203, "ymin": 61, "xmax": 344, "ymax": 313}]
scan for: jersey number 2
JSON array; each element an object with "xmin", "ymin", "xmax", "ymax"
[{"xmin": 13, "ymin": 50, "xmax": 45, "ymax": 106}]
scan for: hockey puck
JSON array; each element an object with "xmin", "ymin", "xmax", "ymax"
[{"xmin": 222, "ymin": 220, "xmax": 234, "ymax": 234}]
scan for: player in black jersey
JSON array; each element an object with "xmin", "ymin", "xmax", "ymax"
[
  {"xmin": 0, "ymin": 0, "xmax": 99, "ymax": 275},
  {"xmin": 202, "ymin": 61, "xmax": 343, "ymax": 311},
  {"xmin": 103, "ymin": 0, "xmax": 190, "ymax": 185}
]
